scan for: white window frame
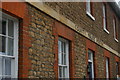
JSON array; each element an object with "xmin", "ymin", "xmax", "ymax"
[
  {"xmin": 106, "ymin": 58, "xmax": 109, "ymax": 79},
  {"xmin": 88, "ymin": 50, "xmax": 94, "ymax": 79},
  {"xmin": 103, "ymin": 4, "xmax": 109, "ymax": 34},
  {"xmin": 86, "ymin": 0, "xmax": 95, "ymax": 21},
  {"xmin": 0, "ymin": 12, "xmax": 18, "ymax": 79},
  {"xmin": 113, "ymin": 19, "xmax": 119, "ymax": 42},
  {"xmin": 116, "ymin": 62, "xmax": 119, "ymax": 77},
  {"xmin": 58, "ymin": 37, "xmax": 69, "ymax": 79}
]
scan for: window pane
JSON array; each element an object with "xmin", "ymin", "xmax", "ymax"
[
  {"xmin": 0, "ymin": 18, "xmax": 2, "ymax": 34},
  {"xmin": 58, "ymin": 41, "xmax": 62, "ymax": 64},
  {"xmin": 63, "ymin": 67, "xmax": 67, "ymax": 78},
  {"xmin": 88, "ymin": 50, "xmax": 93, "ymax": 61},
  {"xmin": 58, "ymin": 52, "xmax": 62, "ymax": 64},
  {"xmin": 64, "ymin": 43, "xmax": 66, "ymax": 53},
  {"xmin": 5, "ymin": 57, "xmax": 11, "ymax": 75},
  {"xmin": 0, "ymin": 20, "xmax": 6, "ymax": 35},
  {"xmin": 0, "ymin": 57, "xmax": 2, "ymax": 76},
  {"xmin": 88, "ymin": 52, "xmax": 91, "ymax": 60},
  {"xmin": 0, "ymin": 36, "xmax": 6, "ymax": 54},
  {"xmin": 61, "ymin": 41, "xmax": 63, "ymax": 52},
  {"xmin": 61, "ymin": 42, "xmax": 64, "ymax": 53},
  {"xmin": 88, "ymin": 62, "xmax": 93, "ymax": 79},
  {"xmin": 88, "ymin": 51, "xmax": 92, "ymax": 60},
  {"xmin": 8, "ymin": 19, "xmax": 14, "ymax": 37},
  {"xmin": 63, "ymin": 54, "xmax": 66, "ymax": 65},
  {"xmin": 59, "ymin": 66, "xmax": 62, "ymax": 78},
  {"xmin": 62, "ymin": 53, "xmax": 64, "ymax": 65},
  {"xmin": 58, "ymin": 41, "xmax": 62, "ymax": 53},
  {"xmin": 7, "ymin": 38, "xmax": 14, "ymax": 56},
  {"xmin": 2, "ymin": 57, "xmax": 5, "ymax": 76}
]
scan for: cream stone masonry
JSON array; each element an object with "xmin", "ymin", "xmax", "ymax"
[{"xmin": 26, "ymin": 1, "xmax": 120, "ymax": 57}]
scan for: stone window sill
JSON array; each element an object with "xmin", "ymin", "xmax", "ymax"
[
  {"xmin": 115, "ymin": 38, "xmax": 119, "ymax": 43},
  {"xmin": 104, "ymin": 28, "xmax": 110, "ymax": 34},
  {"xmin": 86, "ymin": 11, "xmax": 95, "ymax": 21}
]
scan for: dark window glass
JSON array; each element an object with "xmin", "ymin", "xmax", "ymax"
[{"xmin": 0, "ymin": 20, "xmax": 6, "ymax": 35}]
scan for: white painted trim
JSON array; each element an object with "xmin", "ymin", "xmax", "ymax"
[
  {"xmin": 0, "ymin": 54, "xmax": 15, "ymax": 58},
  {"xmin": 88, "ymin": 60, "xmax": 92, "ymax": 62},
  {"xmin": 104, "ymin": 28, "xmax": 110, "ymax": 34},
  {"xmin": 86, "ymin": 11, "xmax": 95, "ymax": 21},
  {"xmin": 103, "ymin": 3, "xmax": 109, "ymax": 34},
  {"xmin": 66, "ymin": 41, "xmax": 69, "ymax": 79},
  {"xmin": 0, "ymin": 34, "xmax": 14, "ymax": 39},
  {"xmin": 113, "ymin": 19, "xmax": 119, "ymax": 43},
  {"xmin": 13, "ymin": 18, "xmax": 19, "ymax": 78},
  {"xmin": 115, "ymin": 38, "xmax": 119, "ymax": 43}
]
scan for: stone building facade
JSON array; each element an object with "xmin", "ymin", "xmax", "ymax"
[{"xmin": 0, "ymin": 1, "xmax": 120, "ymax": 79}]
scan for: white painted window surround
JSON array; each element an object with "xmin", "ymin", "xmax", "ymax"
[
  {"xmin": 0, "ymin": 12, "xmax": 18, "ymax": 79},
  {"xmin": 103, "ymin": 4, "xmax": 109, "ymax": 34},
  {"xmin": 113, "ymin": 19, "xmax": 119, "ymax": 42},
  {"xmin": 86, "ymin": 0, "xmax": 95, "ymax": 21},
  {"xmin": 58, "ymin": 37, "xmax": 69, "ymax": 79}
]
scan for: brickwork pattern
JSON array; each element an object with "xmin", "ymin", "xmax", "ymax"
[
  {"xmin": 109, "ymin": 53, "xmax": 118, "ymax": 78},
  {"xmin": 74, "ymin": 33, "xmax": 87, "ymax": 78},
  {"xmin": 2, "ymin": 2, "xmax": 120, "ymax": 79},
  {"xmin": 28, "ymin": 5, "xmax": 55, "ymax": 78},
  {"xmin": 96, "ymin": 46, "xmax": 105, "ymax": 78},
  {"xmin": 45, "ymin": 2, "xmax": 120, "ymax": 52},
  {"xmin": 27, "ymin": 3, "xmax": 120, "ymax": 78}
]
